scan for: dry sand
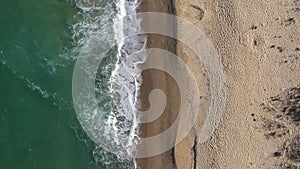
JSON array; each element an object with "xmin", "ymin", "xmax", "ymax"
[
  {"xmin": 137, "ymin": 0, "xmax": 300, "ymax": 168},
  {"xmin": 174, "ymin": 0, "xmax": 300, "ymax": 168}
]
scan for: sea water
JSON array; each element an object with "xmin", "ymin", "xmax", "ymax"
[{"xmin": 0, "ymin": 0, "xmax": 145, "ymax": 168}]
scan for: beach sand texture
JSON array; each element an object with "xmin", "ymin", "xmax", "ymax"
[
  {"xmin": 136, "ymin": 0, "xmax": 178, "ymax": 168},
  {"xmin": 137, "ymin": 0, "xmax": 299, "ymax": 168}
]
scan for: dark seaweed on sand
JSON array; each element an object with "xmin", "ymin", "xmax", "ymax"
[
  {"xmin": 285, "ymin": 135, "xmax": 300, "ymax": 163},
  {"xmin": 269, "ymin": 87, "xmax": 300, "ymax": 124}
]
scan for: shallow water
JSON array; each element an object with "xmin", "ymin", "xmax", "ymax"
[
  {"xmin": 0, "ymin": 0, "xmax": 144, "ymax": 167},
  {"xmin": 0, "ymin": 0, "xmax": 108, "ymax": 168}
]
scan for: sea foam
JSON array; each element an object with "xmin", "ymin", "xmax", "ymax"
[
  {"xmin": 109, "ymin": 0, "xmax": 146, "ymax": 159},
  {"xmin": 71, "ymin": 0, "xmax": 146, "ymax": 168}
]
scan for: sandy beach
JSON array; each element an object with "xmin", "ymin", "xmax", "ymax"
[
  {"xmin": 136, "ymin": 0, "xmax": 177, "ymax": 168},
  {"xmin": 174, "ymin": 0, "xmax": 299, "ymax": 168},
  {"xmin": 137, "ymin": 0, "xmax": 299, "ymax": 168}
]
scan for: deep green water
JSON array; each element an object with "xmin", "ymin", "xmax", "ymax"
[{"xmin": 0, "ymin": 0, "xmax": 101, "ymax": 168}]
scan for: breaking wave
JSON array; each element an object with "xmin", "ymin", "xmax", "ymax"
[{"xmin": 70, "ymin": 0, "xmax": 146, "ymax": 168}]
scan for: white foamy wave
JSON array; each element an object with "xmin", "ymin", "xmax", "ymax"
[
  {"xmin": 108, "ymin": 0, "xmax": 146, "ymax": 160},
  {"xmin": 71, "ymin": 0, "xmax": 146, "ymax": 167},
  {"xmin": 70, "ymin": 0, "xmax": 117, "ymax": 48}
]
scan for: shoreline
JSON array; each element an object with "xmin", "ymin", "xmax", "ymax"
[
  {"xmin": 136, "ymin": 0, "xmax": 178, "ymax": 168},
  {"xmin": 136, "ymin": 0, "xmax": 299, "ymax": 168}
]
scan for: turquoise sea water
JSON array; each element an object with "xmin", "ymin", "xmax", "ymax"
[{"xmin": 0, "ymin": 0, "xmax": 112, "ymax": 168}]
